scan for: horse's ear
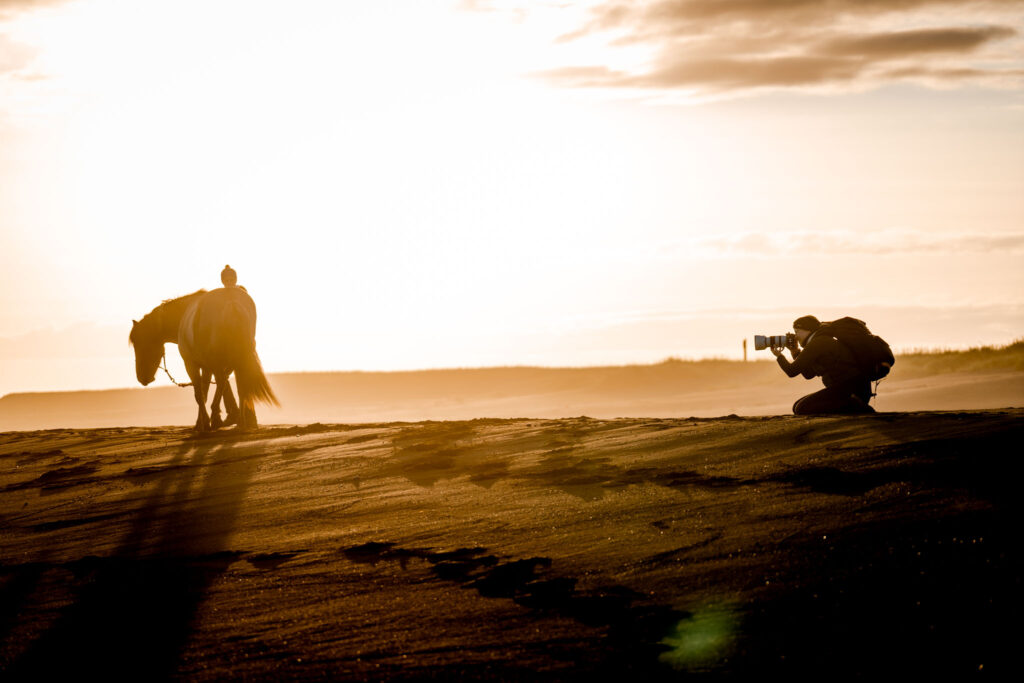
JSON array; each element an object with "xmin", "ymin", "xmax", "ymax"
[{"xmin": 132, "ymin": 319, "xmax": 138, "ymax": 326}]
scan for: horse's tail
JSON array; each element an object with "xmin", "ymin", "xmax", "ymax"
[
  {"xmin": 223, "ymin": 301, "xmax": 279, "ymax": 423},
  {"xmin": 236, "ymin": 347, "xmax": 279, "ymax": 408}
]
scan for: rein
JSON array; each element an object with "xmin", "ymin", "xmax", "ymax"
[
  {"xmin": 161, "ymin": 353, "xmax": 193, "ymax": 388},
  {"xmin": 160, "ymin": 352, "xmax": 216, "ymax": 388}
]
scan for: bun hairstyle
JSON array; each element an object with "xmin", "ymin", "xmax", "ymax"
[
  {"xmin": 221, "ymin": 264, "xmax": 238, "ymax": 287},
  {"xmin": 792, "ymin": 315, "xmax": 821, "ymax": 332}
]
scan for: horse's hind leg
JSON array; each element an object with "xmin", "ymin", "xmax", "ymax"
[
  {"xmin": 236, "ymin": 377, "xmax": 257, "ymax": 431},
  {"xmin": 210, "ymin": 380, "xmax": 224, "ymax": 430},
  {"xmin": 241, "ymin": 401, "xmax": 257, "ymax": 430},
  {"xmin": 236, "ymin": 389, "xmax": 257, "ymax": 431},
  {"xmin": 212, "ymin": 371, "xmax": 237, "ymax": 428},
  {"xmin": 221, "ymin": 373, "xmax": 240, "ymax": 427},
  {"xmin": 189, "ymin": 363, "xmax": 211, "ymax": 432},
  {"xmin": 235, "ymin": 370, "xmax": 257, "ymax": 430}
]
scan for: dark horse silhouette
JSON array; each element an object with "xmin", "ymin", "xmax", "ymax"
[{"xmin": 129, "ymin": 288, "xmax": 278, "ymax": 430}]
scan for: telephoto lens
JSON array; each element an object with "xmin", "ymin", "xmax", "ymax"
[{"xmin": 754, "ymin": 334, "xmax": 791, "ymax": 351}]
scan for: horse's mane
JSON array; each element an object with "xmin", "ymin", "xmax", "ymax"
[
  {"xmin": 131, "ymin": 290, "xmax": 209, "ymax": 347},
  {"xmin": 161, "ymin": 289, "xmax": 208, "ymax": 306}
]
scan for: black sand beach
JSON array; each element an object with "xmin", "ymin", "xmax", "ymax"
[{"xmin": 1, "ymin": 410, "xmax": 1020, "ymax": 679}]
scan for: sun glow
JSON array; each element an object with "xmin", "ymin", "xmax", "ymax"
[
  {"xmin": 1, "ymin": 0, "xmax": 1022, "ymax": 393},
  {"xmin": 4, "ymin": 1, "xmax": 742, "ymax": 362}
]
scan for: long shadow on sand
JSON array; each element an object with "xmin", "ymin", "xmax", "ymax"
[{"xmin": 5, "ymin": 432, "xmax": 266, "ymax": 680}]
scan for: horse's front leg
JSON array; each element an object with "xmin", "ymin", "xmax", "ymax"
[
  {"xmin": 187, "ymin": 362, "xmax": 211, "ymax": 432},
  {"xmin": 209, "ymin": 376, "xmax": 225, "ymax": 430}
]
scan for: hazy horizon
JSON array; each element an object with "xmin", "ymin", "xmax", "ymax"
[
  {"xmin": 2, "ymin": 1, "xmax": 1022, "ymax": 396},
  {"xmin": 2, "ymin": 316, "xmax": 1021, "ymax": 398}
]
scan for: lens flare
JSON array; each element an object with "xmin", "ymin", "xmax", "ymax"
[{"xmin": 659, "ymin": 603, "xmax": 740, "ymax": 671}]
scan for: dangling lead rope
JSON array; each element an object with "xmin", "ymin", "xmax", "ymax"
[
  {"xmin": 161, "ymin": 353, "xmax": 193, "ymax": 387},
  {"xmin": 161, "ymin": 352, "xmax": 217, "ymax": 389}
]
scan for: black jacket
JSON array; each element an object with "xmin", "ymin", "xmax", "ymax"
[{"xmin": 777, "ymin": 331, "xmax": 864, "ymax": 388}]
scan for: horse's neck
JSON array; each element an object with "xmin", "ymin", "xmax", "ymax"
[{"xmin": 156, "ymin": 295, "xmax": 199, "ymax": 342}]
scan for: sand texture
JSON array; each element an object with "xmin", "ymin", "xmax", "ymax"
[{"xmin": 1, "ymin": 410, "xmax": 1020, "ymax": 679}]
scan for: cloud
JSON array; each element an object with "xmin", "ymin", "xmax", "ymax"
[
  {"xmin": 819, "ymin": 26, "xmax": 1017, "ymax": 58},
  {"xmin": 541, "ymin": 0, "xmax": 1024, "ymax": 95},
  {"xmin": 566, "ymin": 0, "xmax": 1012, "ymax": 37},
  {"xmin": 545, "ymin": 55, "xmax": 865, "ymax": 90},
  {"xmin": 694, "ymin": 231, "xmax": 1024, "ymax": 256}
]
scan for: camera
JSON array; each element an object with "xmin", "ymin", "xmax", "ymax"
[{"xmin": 754, "ymin": 333, "xmax": 795, "ymax": 351}]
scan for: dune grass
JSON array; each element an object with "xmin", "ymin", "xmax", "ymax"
[{"xmin": 892, "ymin": 338, "xmax": 1024, "ymax": 377}]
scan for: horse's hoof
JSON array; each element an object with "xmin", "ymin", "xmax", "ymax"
[{"xmin": 211, "ymin": 414, "xmax": 224, "ymax": 430}]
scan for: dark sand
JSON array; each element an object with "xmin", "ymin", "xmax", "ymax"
[{"xmin": 1, "ymin": 410, "xmax": 1020, "ymax": 679}]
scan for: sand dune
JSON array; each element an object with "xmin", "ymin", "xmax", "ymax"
[
  {"xmin": 1, "ymin": 410, "xmax": 1019, "ymax": 678},
  {"xmin": 2, "ymin": 360, "xmax": 1022, "ymax": 431}
]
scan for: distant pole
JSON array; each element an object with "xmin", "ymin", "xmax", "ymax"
[{"xmin": 743, "ymin": 338, "xmax": 747, "ymax": 362}]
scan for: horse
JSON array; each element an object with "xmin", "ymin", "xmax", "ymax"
[{"xmin": 129, "ymin": 288, "xmax": 278, "ymax": 431}]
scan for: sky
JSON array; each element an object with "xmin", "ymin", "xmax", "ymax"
[{"xmin": 1, "ymin": 0, "xmax": 1023, "ymax": 395}]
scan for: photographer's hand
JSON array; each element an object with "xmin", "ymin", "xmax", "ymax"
[{"xmin": 770, "ymin": 344, "xmax": 786, "ymax": 358}]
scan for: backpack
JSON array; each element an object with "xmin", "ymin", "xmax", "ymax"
[{"xmin": 819, "ymin": 317, "xmax": 895, "ymax": 381}]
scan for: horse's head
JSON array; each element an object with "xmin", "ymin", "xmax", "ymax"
[{"xmin": 129, "ymin": 317, "xmax": 163, "ymax": 386}]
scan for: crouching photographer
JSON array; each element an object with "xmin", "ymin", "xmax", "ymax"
[{"xmin": 770, "ymin": 315, "xmax": 876, "ymax": 415}]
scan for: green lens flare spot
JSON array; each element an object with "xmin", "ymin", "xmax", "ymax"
[{"xmin": 659, "ymin": 604, "xmax": 740, "ymax": 671}]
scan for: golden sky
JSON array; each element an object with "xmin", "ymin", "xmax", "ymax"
[{"xmin": 1, "ymin": 0, "xmax": 1023, "ymax": 394}]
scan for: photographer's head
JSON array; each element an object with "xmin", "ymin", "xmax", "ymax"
[{"xmin": 792, "ymin": 315, "xmax": 821, "ymax": 346}]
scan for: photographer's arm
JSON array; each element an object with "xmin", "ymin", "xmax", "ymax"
[
  {"xmin": 774, "ymin": 340, "xmax": 819, "ymax": 378},
  {"xmin": 771, "ymin": 345, "xmax": 796, "ymax": 376}
]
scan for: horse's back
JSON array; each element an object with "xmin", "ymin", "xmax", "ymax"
[
  {"xmin": 198, "ymin": 287, "xmax": 257, "ymax": 328},
  {"xmin": 179, "ymin": 288, "xmax": 258, "ymax": 368}
]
